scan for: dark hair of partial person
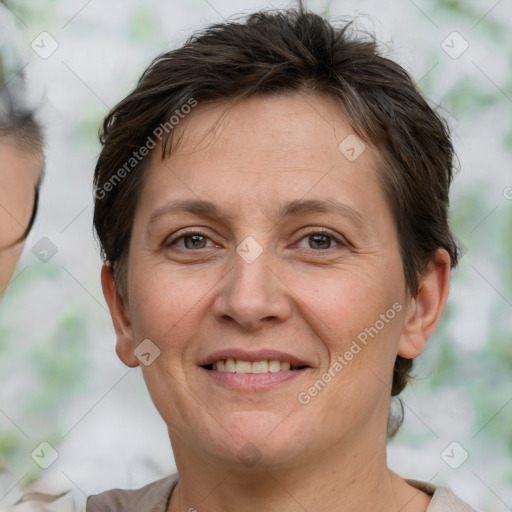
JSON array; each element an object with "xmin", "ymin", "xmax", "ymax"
[
  {"xmin": 92, "ymin": 2, "xmax": 460, "ymax": 437},
  {"xmin": 0, "ymin": 60, "xmax": 45, "ymax": 245}
]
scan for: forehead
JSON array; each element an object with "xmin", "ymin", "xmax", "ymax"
[
  {"xmin": 142, "ymin": 92, "xmax": 381, "ymax": 205},
  {"xmin": 165, "ymin": 92, "xmax": 370, "ymax": 167}
]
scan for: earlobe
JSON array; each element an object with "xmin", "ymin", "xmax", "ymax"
[
  {"xmin": 398, "ymin": 249, "xmax": 451, "ymax": 359},
  {"xmin": 101, "ymin": 263, "xmax": 140, "ymax": 368}
]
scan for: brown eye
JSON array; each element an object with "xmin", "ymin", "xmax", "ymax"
[
  {"xmin": 296, "ymin": 230, "xmax": 345, "ymax": 251},
  {"xmin": 181, "ymin": 234, "xmax": 209, "ymax": 249},
  {"xmin": 307, "ymin": 233, "xmax": 333, "ymax": 250},
  {"xmin": 167, "ymin": 230, "xmax": 215, "ymax": 250}
]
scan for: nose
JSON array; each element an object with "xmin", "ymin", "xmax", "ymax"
[{"xmin": 212, "ymin": 245, "xmax": 292, "ymax": 331}]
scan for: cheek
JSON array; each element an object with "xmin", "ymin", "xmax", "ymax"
[
  {"xmin": 291, "ymin": 258, "xmax": 406, "ymax": 395},
  {"xmin": 0, "ymin": 167, "xmax": 38, "ymax": 245},
  {"xmin": 295, "ymin": 261, "xmax": 405, "ymax": 337},
  {"xmin": 127, "ymin": 262, "xmax": 215, "ymax": 348},
  {"xmin": 296, "ymin": 272, "xmax": 405, "ymax": 425},
  {"xmin": 128, "ymin": 267, "xmax": 206, "ymax": 417},
  {"xmin": 0, "ymin": 245, "xmax": 24, "ymax": 292},
  {"xmin": 0, "ymin": 197, "xmax": 32, "ymax": 247}
]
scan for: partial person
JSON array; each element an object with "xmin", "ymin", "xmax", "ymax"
[{"xmin": 0, "ymin": 57, "xmax": 44, "ymax": 296}]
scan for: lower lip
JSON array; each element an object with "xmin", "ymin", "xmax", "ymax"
[{"xmin": 200, "ymin": 367, "xmax": 309, "ymax": 390}]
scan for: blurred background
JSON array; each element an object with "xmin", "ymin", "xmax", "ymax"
[{"xmin": 0, "ymin": 0, "xmax": 511, "ymax": 510}]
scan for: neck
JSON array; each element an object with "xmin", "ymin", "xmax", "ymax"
[{"xmin": 168, "ymin": 432, "xmax": 430, "ymax": 512}]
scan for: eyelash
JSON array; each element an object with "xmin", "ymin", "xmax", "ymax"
[{"xmin": 166, "ymin": 228, "xmax": 346, "ymax": 253}]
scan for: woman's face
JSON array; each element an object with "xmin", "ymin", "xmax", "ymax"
[
  {"xmin": 105, "ymin": 92, "xmax": 433, "ymax": 469},
  {"xmin": 0, "ymin": 137, "xmax": 41, "ymax": 295}
]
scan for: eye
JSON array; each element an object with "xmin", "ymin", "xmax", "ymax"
[
  {"xmin": 296, "ymin": 229, "xmax": 345, "ymax": 251},
  {"xmin": 165, "ymin": 228, "xmax": 346, "ymax": 252},
  {"xmin": 166, "ymin": 230, "xmax": 216, "ymax": 250}
]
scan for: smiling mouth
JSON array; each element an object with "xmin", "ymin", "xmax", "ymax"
[{"xmin": 203, "ymin": 359, "xmax": 310, "ymax": 374}]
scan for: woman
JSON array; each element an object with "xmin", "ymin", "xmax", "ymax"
[{"xmin": 88, "ymin": 4, "xmax": 476, "ymax": 511}]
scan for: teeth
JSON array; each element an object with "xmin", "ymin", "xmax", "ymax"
[
  {"xmin": 252, "ymin": 361, "xmax": 269, "ymax": 373},
  {"xmin": 225, "ymin": 359, "xmax": 236, "ymax": 372},
  {"xmin": 235, "ymin": 360, "xmax": 252, "ymax": 373},
  {"xmin": 269, "ymin": 360, "xmax": 281, "ymax": 372},
  {"xmin": 211, "ymin": 359, "xmax": 300, "ymax": 373}
]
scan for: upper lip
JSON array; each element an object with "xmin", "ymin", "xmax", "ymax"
[{"xmin": 199, "ymin": 349, "xmax": 310, "ymax": 368}]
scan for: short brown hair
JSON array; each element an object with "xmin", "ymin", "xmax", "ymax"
[{"xmin": 93, "ymin": 4, "xmax": 459, "ymax": 435}]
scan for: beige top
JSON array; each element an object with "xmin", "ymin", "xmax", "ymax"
[{"xmin": 86, "ymin": 473, "xmax": 478, "ymax": 511}]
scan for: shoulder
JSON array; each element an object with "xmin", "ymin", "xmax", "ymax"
[
  {"xmin": 86, "ymin": 473, "xmax": 178, "ymax": 512},
  {"xmin": 406, "ymin": 479, "xmax": 479, "ymax": 512}
]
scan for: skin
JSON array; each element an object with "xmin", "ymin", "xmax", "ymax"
[
  {"xmin": 0, "ymin": 136, "xmax": 41, "ymax": 296},
  {"xmin": 102, "ymin": 92, "xmax": 451, "ymax": 512}
]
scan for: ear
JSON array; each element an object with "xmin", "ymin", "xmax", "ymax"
[
  {"xmin": 101, "ymin": 263, "xmax": 140, "ymax": 368},
  {"xmin": 398, "ymin": 248, "xmax": 451, "ymax": 359}
]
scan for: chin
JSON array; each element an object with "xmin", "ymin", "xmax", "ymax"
[{"xmin": 207, "ymin": 410, "xmax": 309, "ymax": 467}]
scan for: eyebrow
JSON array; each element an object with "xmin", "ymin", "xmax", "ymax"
[
  {"xmin": 277, "ymin": 198, "xmax": 366, "ymax": 227},
  {"xmin": 148, "ymin": 197, "xmax": 366, "ymax": 228}
]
